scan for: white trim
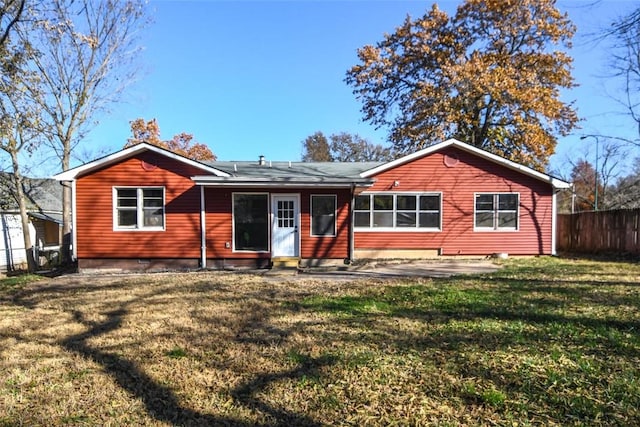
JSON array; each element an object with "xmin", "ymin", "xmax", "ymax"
[
  {"xmin": 71, "ymin": 180, "xmax": 77, "ymax": 261},
  {"xmin": 112, "ymin": 186, "xmax": 166, "ymax": 232},
  {"xmin": 349, "ymin": 184, "xmax": 355, "ymax": 261},
  {"xmin": 360, "ymin": 138, "xmax": 571, "ymax": 189},
  {"xmin": 473, "ymin": 192, "xmax": 520, "ymax": 232},
  {"xmin": 53, "ymin": 143, "xmax": 229, "ymax": 181},
  {"xmin": 191, "ymin": 177, "xmax": 370, "ymax": 188},
  {"xmin": 231, "ymin": 192, "xmax": 270, "ymax": 253},
  {"xmin": 551, "ymin": 190, "xmax": 558, "ymax": 255},
  {"xmin": 271, "ymin": 193, "xmax": 301, "ymax": 257},
  {"xmin": 200, "ymin": 185, "xmax": 206, "ymax": 267},
  {"xmin": 310, "ymin": 194, "xmax": 337, "ymax": 237}
]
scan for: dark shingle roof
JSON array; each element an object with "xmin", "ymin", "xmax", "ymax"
[
  {"xmin": 205, "ymin": 161, "xmax": 383, "ymax": 182},
  {"xmin": 190, "ymin": 160, "xmax": 383, "ymax": 187},
  {"xmin": 0, "ymin": 174, "xmax": 62, "ymax": 213}
]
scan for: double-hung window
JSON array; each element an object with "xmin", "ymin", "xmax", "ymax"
[
  {"xmin": 474, "ymin": 193, "xmax": 519, "ymax": 231},
  {"xmin": 354, "ymin": 193, "xmax": 441, "ymax": 230},
  {"xmin": 114, "ymin": 187, "xmax": 165, "ymax": 230},
  {"xmin": 311, "ymin": 195, "xmax": 336, "ymax": 237}
]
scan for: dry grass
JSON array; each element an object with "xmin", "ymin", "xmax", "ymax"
[{"xmin": 1, "ymin": 257, "xmax": 639, "ymax": 426}]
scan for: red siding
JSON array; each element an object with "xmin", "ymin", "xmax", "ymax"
[
  {"xmin": 204, "ymin": 188, "xmax": 350, "ymax": 260},
  {"xmin": 204, "ymin": 187, "xmax": 261, "ymax": 260},
  {"xmin": 355, "ymin": 147, "xmax": 554, "ymax": 255},
  {"xmin": 76, "ymin": 152, "xmax": 205, "ymax": 259},
  {"xmin": 299, "ymin": 189, "xmax": 350, "ymax": 259}
]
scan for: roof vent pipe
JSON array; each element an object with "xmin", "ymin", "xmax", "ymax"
[{"xmin": 259, "ymin": 155, "xmax": 266, "ymax": 166}]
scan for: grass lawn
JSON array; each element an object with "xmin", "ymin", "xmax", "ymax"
[{"xmin": 1, "ymin": 257, "xmax": 639, "ymax": 426}]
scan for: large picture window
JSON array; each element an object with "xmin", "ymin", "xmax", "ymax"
[
  {"xmin": 114, "ymin": 187, "xmax": 164, "ymax": 230},
  {"xmin": 311, "ymin": 195, "xmax": 336, "ymax": 236},
  {"xmin": 354, "ymin": 193, "xmax": 441, "ymax": 230},
  {"xmin": 233, "ymin": 193, "xmax": 269, "ymax": 251},
  {"xmin": 475, "ymin": 193, "xmax": 519, "ymax": 230}
]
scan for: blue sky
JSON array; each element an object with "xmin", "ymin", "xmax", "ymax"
[{"xmin": 82, "ymin": 0, "xmax": 640, "ymax": 177}]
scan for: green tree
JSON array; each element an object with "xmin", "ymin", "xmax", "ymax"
[{"xmin": 345, "ymin": 0, "xmax": 578, "ymax": 170}]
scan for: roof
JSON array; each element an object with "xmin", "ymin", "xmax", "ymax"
[
  {"xmin": 53, "ymin": 143, "xmax": 230, "ymax": 181},
  {"xmin": 50, "ymin": 139, "xmax": 570, "ymax": 190},
  {"xmin": 360, "ymin": 138, "xmax": 571, "ymax": 189},
  {"xmin": 28, "ymin": 211, "xmax": 63, "ymax": 224},
  {"xmin": 192, "ymin": 160, "xmax": 381, "ymax": 187},
  {"xmin": 0, "ymin": 174, "xmax": 62, "ymax": 213}
]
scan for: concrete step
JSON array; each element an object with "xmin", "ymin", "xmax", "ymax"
[{"xmin": 271, "ymin": 257, "xmax": 299, "ymax": 268}]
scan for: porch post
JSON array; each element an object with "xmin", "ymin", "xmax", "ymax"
[
  {"xmin": 71, "ymin": 180, "xmax": 77, "ymax": 261},
  {"xmin": 200, "ymin": 185, "xmax": 206, "ymax": 268},
  {"xmin": 349, "ymin": 183, "xmax": 355, "ymax": 262},
  {"xmin": 551, "ymin": 189, "xmax": 558, "ymax": 256}
]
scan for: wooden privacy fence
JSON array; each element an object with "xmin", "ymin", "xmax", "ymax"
[{"xmin": 557, "ymin": 209, "xmax": 640, "ymax": 254}]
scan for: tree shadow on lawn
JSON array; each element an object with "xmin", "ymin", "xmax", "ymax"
[
  {"xmin": 295, "ymin": 278, "xmax": 640, "ymax": 422},
  {"xmin": 10, "ymin": 279, "xmax": 329, "ymax": 427},
  {"xmin": 302, "ymin": 276, "xmax": 640, "ymax": 356},
  {"xmin": 7, "ymin": 271, "xmax": 640, "ymax": 425}
]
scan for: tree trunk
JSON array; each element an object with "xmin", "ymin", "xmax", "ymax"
[
  {"xmin": 10, "ymin": 151, "xmax": 37, "ymax": 272},
  {"xmin": 61, "ymin": 182, "xmax": 72, "ymax": 263},
  {"xmin": 61, "ymin": 146, "xmax": 72, "ymax": 264}
]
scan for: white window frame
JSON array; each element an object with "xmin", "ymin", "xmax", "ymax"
[
  {"xmin": 474, "ymin": 192, "xmax": 520, "ymax": 232},
  {"xmin": 310, "ymin": 194, "xmax": 337, "ymax": 237},
  {"xmin": 353, "ymin": 192, "xmax": 442, "ymax": 232},
  {"xmin": 113, "ymin": 187, "xmax": 165, "ymax": 231},
  {"xmin": 232, "ymin": 192, "xmax": 270, "ymax": 253}
]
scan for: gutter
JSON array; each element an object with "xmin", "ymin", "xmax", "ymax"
[{"xmin": 200, "ymin": 185, "xmax": 206, "ymax": 268}]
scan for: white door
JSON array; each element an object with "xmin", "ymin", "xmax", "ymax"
[{"xmin": 272, "ymin": 195, "xmax": 299, "ymax": 257}]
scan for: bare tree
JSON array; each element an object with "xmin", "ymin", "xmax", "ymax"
[
  {"xmin": 608, "ymin": 157, "xmax": 640, "ymax": 208},
  {"xmin": 19, "ymin": 0, "xmax": 149, "ymax": 262},
  {"xmin": 0, "ymin": 13, "xmax": 42, "ymax": 271},
  {"xmin": 604, "ymin": 5, "xmax": 640, "ymax": 142},
  {"xmin": 0, "ymin": 0, "xmax": 25, "ymax": 48}
]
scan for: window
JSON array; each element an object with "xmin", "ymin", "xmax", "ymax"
[
  {"xmin": 354, "ymin": 193, "xmax": 441, "ymax": 230},
  {"xmin": 114, "ymin": 187, "xmax": 164, "ymax": 230},
  {"xmin": 311, "ymin": 195, "xmax": 336, "ymax": 236},
  {"xmin": 475, "ymin": 193, "xmax": 519, "ymax": 230},
  {"xmin": 233, "ymin": 193, "xmax": 269, "ymax": 251}
]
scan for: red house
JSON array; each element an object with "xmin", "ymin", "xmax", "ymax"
[{"xmin": 53, "ymin": 138, "xmax": 570, "ymax": 272}]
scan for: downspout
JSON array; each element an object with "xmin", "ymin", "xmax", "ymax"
[
  {"xmin": 200, "ymin": 185, "xmax": 206, "ymax": 268},
  {"xmin": 551, "ymin": 188, "xmax": 558, "ymax": 256},
  {"xmin": 348, "ymin": 183, "xmax": 355, "ymax": 263}
]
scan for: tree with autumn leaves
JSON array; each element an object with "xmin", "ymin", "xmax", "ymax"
[
  {"xmin": 125, "ymin": 118, "xmax": 216, "ymax": 161},
  {"xmin": 301, "ymin": 131, "xmax": 394, "ymax": 162},
  {"xmin": 346, "ymin": 0, "xmax": 578, "ymax": 171}
]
